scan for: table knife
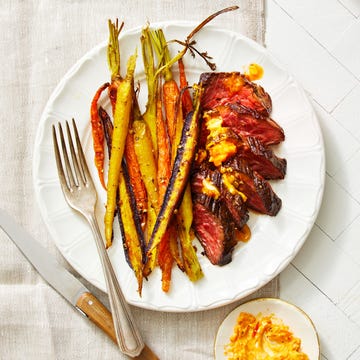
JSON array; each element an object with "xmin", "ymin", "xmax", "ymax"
[{"xmin": 0, "ymin": 209, "xmax": 158, "ymax": 360}]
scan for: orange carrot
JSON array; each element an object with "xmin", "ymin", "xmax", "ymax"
[
  {"xmin": 90, "ymin": 82, "xmax": 110, "ymax": 190},
  {"xmin": 155, "ymin": 81, "xmax": 175, "ymax": 291},
  {"xmin": 178, "ymin": 58, "xmax": 193, "ymax": 116},
  {"xmin": 155, "ymin": 83, "xmax": 171, "ymax": 199},
  {"xmin": 157, "ymin": 226, "xmax": 175, "ymax": 292},
  {"xmin": 163, "ymin": 79, "xmax": 183, "ymax": 159},
  {"xmin": 124, "ymin": 127, "xmax": 148, "ymax": 230}
]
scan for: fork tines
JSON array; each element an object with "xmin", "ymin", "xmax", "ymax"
[{"xmin": 52, "ymin": 119, "xmax": 92, "ymax": 191}]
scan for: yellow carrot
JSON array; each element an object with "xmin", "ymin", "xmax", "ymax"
[
  {"xmin": 177, "ymin": 185, "xmax": 203, "ymax": 281},
  {"xmin": 133, "ymin": 118, "xmax": 159, "ymax": 214},
  {"xmin": 118, "ymin": 169, "xmax": 144, "ymax": 295},
  {"xmin": 141, "ymin": 25, "xmax": 158, "ymax": 155},
  {"xmin": 104, "ymin": 50, "xmax": 137, "ymax": 247},
  {"xmin": 132, "ymin": 99, "xmax": 160, "ymax": 276}
]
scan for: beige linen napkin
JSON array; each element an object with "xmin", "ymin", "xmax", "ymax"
[{"xmin": 0, "ymin": 1, "xmax": 273, "ymax": 359}]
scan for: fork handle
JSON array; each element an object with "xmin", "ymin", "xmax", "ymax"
[
  {"xmin": 86, "ymin": 213, "xmax": 145, "ymax": 358},
  {"xmin": 76, "ymin": 292, "xmax": 159, "ymax": 359}
]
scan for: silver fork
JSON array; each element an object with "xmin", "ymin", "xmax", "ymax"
[{"xmin": 52, "ymin": 119, "xmax": 144, "ymax": 357}]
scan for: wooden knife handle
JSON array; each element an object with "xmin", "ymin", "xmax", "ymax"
[{"xmin": 76, "ymin": 292, "xmax": 159, "ymax": 360}]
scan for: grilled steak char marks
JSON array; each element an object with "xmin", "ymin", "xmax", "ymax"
[
  {"xmin": 200, "ymin": 72, "xmax": 272, "ymax": 116},
  {"xmin": 191, "ymin": 165, "xmax": 248, "ymax": 265},
  {"xmin": 222, "ymin": 158, "xmax": 282, "ymax": 216},
  {"xmin": 191, "ymin": 71, "xmax": 286, "ymax": 265},
  {"xmin": 239, "ymin": 136, "xmax": 287, "ymax": 180},
  {"xmin": 218, "ymin": 104, "xmax": 285, "ymax": 146}
]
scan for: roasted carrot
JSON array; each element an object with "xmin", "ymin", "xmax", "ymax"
[
  {"xmin": 100, "ymin": 110, "xmax": 145, "ymax": 294},
  {"xmin": 177, "ymin": 185, "xmax": 203, "ymax": 281},
  {"xmin": 107, "ymin": 19, "xmax": 124, "ymax": 112},
  {"xmin": 152, "ymin": 29, "xmax": 202, "ymax": 282},
  {"xmin": 178, "ymin": 58, "xmax": 193, "ymax": 116},
  {"xmin": 154, "ymin": 81, "xmax": 176, "ymax": 290},
  {"xmin": 132, "ymin": 98, "xmax": 160, "ymax": 276},
  {"xmin": 132, "ymin": 104, "xmax": 159, "ymax": 215},
  {"xmin": 152, "ymin": 30, "xmax": 186, "ymax": 286},
  {"xmin": 104, "ymin": 51, "xmax": 137, "ymax": 247},
  {"xmin": 157, "ymin": 225, "xmax": 175, "ymax": 292},
  {"xmin": 141, "ymin": 25, "xmax": 158, "ymax": 156},
  {"xmin": 147, "ymin": 85, "xmax": 203, "ymax": 254},
  {"xmin": 90, "ymin": 82, "xmax": 110, "ymax": 190},
  {"xmin": 155, "ymin": 82, "xmax": 170, "ymax": 202},
  {"xmin": 118, "ymin": 165, "xmax": 145, "ymax": 295},
  {"xmin": 124, "ymin": 128, "xmax": 148, "ymax": 230},
  {"xmin": 98, "ymin": 106, "xmax": 113, "ymax": 158},
  {"xmin": 152, "ymin": 29, "xmax": 183, "ymax": 159},
  {"xmin": 176, "ymin": 58, "xmax": 203, "ymax": 281}
]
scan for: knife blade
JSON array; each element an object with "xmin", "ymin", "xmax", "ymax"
[{"xmin": 0, "ymin": 209, "xmax": 159, "ymax": 360}]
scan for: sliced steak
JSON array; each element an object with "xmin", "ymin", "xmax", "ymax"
[
  {"xmin": 190, "ymin": 71, "xmax": 286, "ymax": 266},
  {"xmin": 237, "ymin": 136, "xmax": 287, "ymax": 180},
  {"xmin": 200, "ymin": 72, "xmax": 272, "ymax": 116},
  {"xmin": 191, "ymin": 165, "xmax": 248, "ymax": 265},
  {"xmin": 222, "ymin": 159, "xmax": 282, "ymax": 216},
  {"xmin": 219, "ymin": 104, "xmax": 285, "ymax": 145},
  {"xmin": 192, "ymin": 201, "xmax": 237, "ymax": 266},
  {"xmin": 221, "ymin": 188, "xmax": 249, "ymax": 229}
]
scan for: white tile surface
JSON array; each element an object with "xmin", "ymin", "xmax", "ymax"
[
  {"xmin": 266, "ymin": 2, "xmax": 360, "ymax": 358},
  {"xmin": 338, "ymin": 280, "xmax": 360, "ymax": 327},
  {"xmin": 332, "ymin": 84, "xmax": 360, "ymax": 142},
  {"xmin": 348, "ymin": 346, "xmax": 360, "ymax": 360},
  {"xmin": 336, "ymin": 215, "xmax": 360, "ymax": 266},
  {"xmin": 266, "ymin": 0, "xmax": 358, "ymax": 112},
  {"xmin": 339, "ymin": 0, "xmax": 360, "ymax": 17},
  {"xmin": 315, "ymin": 175, "xmax": 360, "ymax": 239},
  {"xmin": 280, "ymin": 265, "xmax": 360, "ymax": 359},
  {"xmin": 311, "ymin": 100, "xmax": 360, "ymax": 176},
  {"xmin": 331, "ymin": 19, "xmax": 360, "ymax": 79},
  {"xmin": 274, "ymin": 0, "xmax": 355, "ymax": 50},
  {"xmin": 292, "ymin": 225, "xmax": 360, "ymax": 303},
  {"xmin": 333, "ymin": 150, "xmax": 360, "ymax": 203}
]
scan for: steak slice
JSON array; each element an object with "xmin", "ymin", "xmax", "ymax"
[
  {"xmin": 222, "ymin": 159, "xmax": 282, "ymax": 216},
  {"xmin": 191, "ymin": 165, "xmax": 248, "ymax": 265},
  {"xmin": 200, "ymin": 72, "xmax": 272, "ymax": 116},
  {"xmin": 198, "ymin": 112, "xmax": 286, "ymax": 179},
  {"xmin": 237, "ymin": 136, "xmax": 287, "ymax": 180},
  {"xmin": 218, "ymin": 104, "xmax": 285, "ymax": 146},
  {"xmin": 192, "ymin": 202, "xmax": 237, "ymax": 266}
]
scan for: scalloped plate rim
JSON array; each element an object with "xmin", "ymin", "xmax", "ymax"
[{"xmin": 33, "ymin": 21, "xmax": 325, "ymax": 312}]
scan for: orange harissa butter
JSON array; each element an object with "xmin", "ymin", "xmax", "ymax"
[
  {"xmin": 244, "ymin": 63, "xmax": 264, "ymax": 81},
  {"xmin": 224, "ymin": 312, "xmax": 309, "ymax": 360}
]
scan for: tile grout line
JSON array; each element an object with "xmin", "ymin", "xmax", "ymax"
[
  {"xmin": 290, "ymin": 261, "xmax": 336, "ymax": 304},
  {"xmin": 330, "ymin": 147, "xmax": 360, "ymax": 204},
  {"xmin": 290, "ymin": 261, "xmax": 360, "ymax": 332},
  {"xmin": 347, "ymin": 344, "xmax": 360, "ymax": 360},
  {"xmin": 310, "ymin": 96, "xmax": 360, "ymax": 147},
  {"xmin": 270, "ymin": 0, "xmax": 360, "ymax": 95},
  {"xmin": 326, "ymin": 84, "xmax": 359, "ymax": 116},
  {"xmin": 337, "ymin": 0, "xmax": 360, "ymax": 18},
  {"xmin": 332, "ymin": 212, "xmax": 360, "ymax": 244}
]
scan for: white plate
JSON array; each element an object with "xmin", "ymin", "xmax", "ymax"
[
  {"xmin": 214, "ymin": 298, "xmax": 320, "ymax": 359},
  {"xmin": 33, "ymin": 21, "xmax": 325, "ymax": 312}
]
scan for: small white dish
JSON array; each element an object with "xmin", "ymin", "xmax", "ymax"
[{"xmin": 214, "ymin": 297, "xmax": 320, "ymax": 359}]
